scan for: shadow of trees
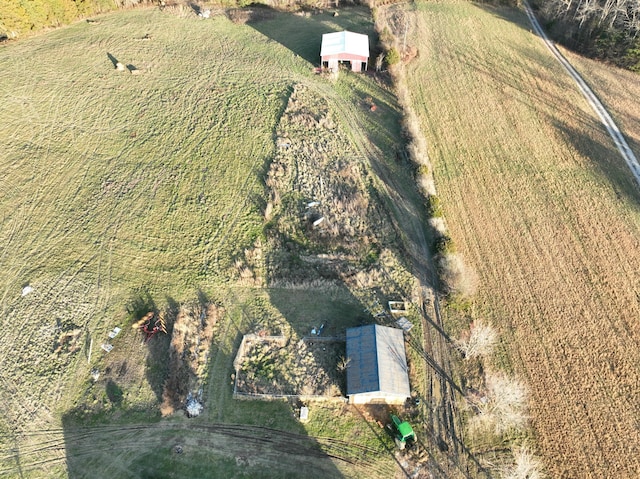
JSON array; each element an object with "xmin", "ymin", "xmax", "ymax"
[{"xmin": 473, "ymin": 2, "xmax": 640, "ymax": 206}]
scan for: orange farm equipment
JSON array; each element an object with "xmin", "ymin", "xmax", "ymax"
[{"xmin": 132, "ymin": 312, "xmax": 167, "ymax": 341}]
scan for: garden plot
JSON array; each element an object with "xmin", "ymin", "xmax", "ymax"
[{"xmin": 234, "ymin": 334, "xmax": 345, "ymax": 398}]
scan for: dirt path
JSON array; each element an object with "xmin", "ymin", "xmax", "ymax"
[
  {"xmin": 523, "ymin": 0, "xmax": 640, "ymax": 185},
  {"xmin": 306, "ymin": 80, "xmax": 477, "ymax": 478}
]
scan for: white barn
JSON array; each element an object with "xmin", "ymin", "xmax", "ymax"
[{"xmin": 320, "ymin": 30, "xmax": 369, "ymax": 72}]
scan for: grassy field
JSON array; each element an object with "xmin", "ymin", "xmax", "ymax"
[
  {"xmin": 561, "ymin": 47, "xmax": 640, "ymax": 161},
  {"xmin": 401, "ymin": 1, "xmax": 640, "ymax": 477},
  {"xmin": 0, "ymin": 4, "xmax": 436, "ymax": 478}
]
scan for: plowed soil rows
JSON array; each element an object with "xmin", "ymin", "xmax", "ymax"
[{"xmin": 403, "ymin": 1, "xmax": 640, "ymax": 477}]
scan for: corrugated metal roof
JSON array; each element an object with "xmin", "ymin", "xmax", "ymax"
[
  {"xmin": 346, "ymin": 325, "xmax": 410, "ymax": 398},
  {"xmin": 320, "ymin": 31, "xmax": 369, "ymax": 59}
]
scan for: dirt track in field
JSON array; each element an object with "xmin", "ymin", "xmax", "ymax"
[
  {"xmin": 2, "ymin": 421, "xmax": 397, "ymax": 478},
  {"xmin": 403, "ymin": 2, "xmax": 640, "ymax": 477},
  {"xmin": 309, "ymin": 77, "xmax": 477, "ymax": 477},
  {"xmin": 523, "ymin": 1, "xmax": 640, "ymax": 185}
]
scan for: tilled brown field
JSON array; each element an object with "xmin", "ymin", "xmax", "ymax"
[{"xmin": 402, "ymin": 1, "xmax": 640, "ymax": 477}]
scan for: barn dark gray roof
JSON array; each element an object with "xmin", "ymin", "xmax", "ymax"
[{"xmin": 346, "ymin": 324, "xmax": 410, "ymax": 398}]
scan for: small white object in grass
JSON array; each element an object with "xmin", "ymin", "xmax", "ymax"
[
  {"xmin": 186, "ymin": 398, "xmax": 203, "ymax": 417},
  {"xmin": 306, "ymin": 201, "xmax": 320, "ymax": 208},
  {"xmin": 312, "ymin": 217, "xmax": 325, "ymax": 227},
  {"xmin": 108, "ymin": 327, "xmax": 121, "ymax": 339},
  {"xmin": 396, "ymin": 317, "xmax": 413, "ymax": 332},
  {"xmin": 21, "ymin": 285, "xmax": 33, "ymax": 296},
  {"xmin": 101, "ymin": 343, "xmax": 113, "ymax": 353},
  {"xmin": 300, "ymin": 406, "xmax": 309, "ymax": 422}
]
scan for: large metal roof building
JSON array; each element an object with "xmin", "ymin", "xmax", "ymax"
[
  {"xmin": 346, "ymin": 324, "xmax": 411, "ymax": 404},
  {"xmin": 320, "ymin": 30, "xmax": 369, "ymax": 72}
]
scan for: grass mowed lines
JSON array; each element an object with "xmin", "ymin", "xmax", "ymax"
[
  {"xmin": 0, "ymin": 2, "xmax": 310, "ymax": 465},
  {"xmin": 1, "ymin": 6, "xmax": 409, "ymax": 478},
  {"xmin": 0, "ymin": 7, "xmax": 295, "ymax": 436},
  {"xmin": 403, "ymin": 1, "xmax": 640, "ymax": 477}
]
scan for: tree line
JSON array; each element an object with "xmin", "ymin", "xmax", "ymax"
[
  {"xmin": 3, "ymin": 0, "xmax": 639, "ymax": 72},
  {"xmin": 0, "ymin": 0, "xmax": 153, "ymax": 40},
  {"xmin": 531, "ymin": 0, "xmax": 640, "ymax": 71}
]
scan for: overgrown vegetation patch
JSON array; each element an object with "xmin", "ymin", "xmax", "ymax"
[
  {"xmin": 234, "ymin": 336, "xmax": 344, "ymax": 397},
  {"xmin": 160, "ymin": 302, "xmax": 223, "ymax": 416},
  {"xmin": 264, "ymin": 83, "xmax": 401, "ymax": 296}
]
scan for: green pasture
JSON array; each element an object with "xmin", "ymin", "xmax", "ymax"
[{"xmin": 0, "ymin": 5, "xmax": 417, "ymax": 478}]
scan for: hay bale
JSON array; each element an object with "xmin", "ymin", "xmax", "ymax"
[{"xmin": 115, "ymin": 62, "xmax": 125, "ymax": 71}]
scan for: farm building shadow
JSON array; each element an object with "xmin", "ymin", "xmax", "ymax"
[
  {"xmin": 61, "ymin": 324, "xmax": 348, "ymax": 479},
  {"xmin": 245, "ymin": 5, "xmax": 376, "ymax": 66}
]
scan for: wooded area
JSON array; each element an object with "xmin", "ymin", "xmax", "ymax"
[
  {"xmin": 532, "ymin": 0, "xmax": 640, "ymax": 70},
  {"xmin": 0, "ymin": 0, "xmax": 150, "ymax": 39}
]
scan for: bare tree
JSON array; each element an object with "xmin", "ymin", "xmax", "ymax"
[
  {"xmin": 576, "ymin": 0, "xmax": 601, "ymax": 28},
  {"xmin": 501, "ymin": 444, "xmax": 547, "ymax": 479},
  {"xmin": 456, "ymin": 320, "xmax": 497, "ymax": 360},
  {"xmin": 468, "ymin": 372, "xmax": 528, "ymax": 436}
]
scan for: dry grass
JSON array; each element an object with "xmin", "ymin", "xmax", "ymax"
[
  {"xmin": 437, "ymin": 252, "xmax": 478, "ymax": 297},
  {"xmin": 375, "ymin": 4, "xmax": 477, "ymax": 300},
  {"xmin": 161, "ymin": 302, "xmax": 221, "ymax": 415},
  {"xmin": 403, "ymin": 1, "xmax": 640, "ymax": 477},
  {"xmin": 560, "ymin": 47, "xmax": 640, "ymax": 168},
  {"xmin": 501, "ymin": 444, "xmax": 547, "ymax": 479}
]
